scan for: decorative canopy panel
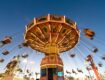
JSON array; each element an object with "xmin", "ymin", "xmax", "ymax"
[{"xmin": 40, "ymin": 54, "xmax": 63, "ymax": 69}]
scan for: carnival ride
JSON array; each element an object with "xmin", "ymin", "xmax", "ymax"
[
  {"xmin": 24, "ymin": 14, "xmax": 80, "ymax": 80},
  {"xmin": 0, "ymin": 14, "xmax": 105, "ymax": 80}
]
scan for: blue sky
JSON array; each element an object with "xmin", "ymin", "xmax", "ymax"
[{"xmin": 0, "ymin": 0, "xmax": 105, "ymax": 78}]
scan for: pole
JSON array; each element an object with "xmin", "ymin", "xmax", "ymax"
[
  {"xmin": 91, "ymin": 63, "xmax": 101, "ymax": 80},
  {"xmin": 86, "ymin": 55, "xmax": 101, "ymax": 80}
]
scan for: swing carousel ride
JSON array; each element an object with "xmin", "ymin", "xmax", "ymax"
[{"xmin": 0, "ymin": 14, "xmax": 105, "ymax": 80}]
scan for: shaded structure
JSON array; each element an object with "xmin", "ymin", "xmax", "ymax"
[
  {"xmin": 0, "ymin": 56, "xmax": 19, "ymax": 80},
  {"xmin": 24, "ymin": 14, "xmax": 80, "ymax": 80}
]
